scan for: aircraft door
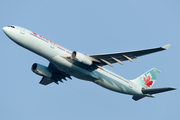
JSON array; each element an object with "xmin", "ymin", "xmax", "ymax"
[
  {"xmin": 50, "ymin": 41, "xmax": 54, "ymax": 48},
  {"xmin": 20, "ymin": 27, "xmax": 25, "ymax": 34},
  {"xmin": 129, "ymin": 82, "xmax": 132, "ymax": 88}
]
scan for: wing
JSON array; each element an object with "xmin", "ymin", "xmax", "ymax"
[
  {"xmin": 89, "ymin": 44, "xmax": 170, "ymax": 68},
  {"xmin": 39, "ymin": 63, "xmax": 72, "ymax": 85}
]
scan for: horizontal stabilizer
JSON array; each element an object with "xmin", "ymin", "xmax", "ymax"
[
  {"xmin": 132, "ymin": 95, "xmax": 146, "ymax": 101},
  {"xmin": 40, "ymin": 77, "xmax": 54, "ymax": 85},
  {"xmin": 142, "ymin": 87, "xmax": 176, "ymax": 94}
]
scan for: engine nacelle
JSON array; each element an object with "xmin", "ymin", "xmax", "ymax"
[
  {"xmin": 71, "ymin": 51, "xmax": 92, "ymax": 66},
  {"xmin": 31, "ymin": 63, "xmax": 52, "ymax": 78}
]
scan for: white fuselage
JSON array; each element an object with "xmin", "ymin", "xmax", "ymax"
[{"xmin": 3, "ymin": 26, "xmax": 144, "ymax": 96}]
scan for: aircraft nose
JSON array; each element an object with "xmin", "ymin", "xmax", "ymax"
[
  {"xmin": 3, "ymin": 26, "xmax": 12, "ymax": 37},
  {"xmin": 3, "ymin": 26, "xmax": 15, "ymax": 40},
  {"xmin": 3, "ymin": 27, "xmax": 11, "ymax": 36},
  {"xmin": 3, "ymin": 27, "xmax": 8, "ymax": 33}
]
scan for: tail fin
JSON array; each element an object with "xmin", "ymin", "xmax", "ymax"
[
  {"xmin": 131, "ymin": 68, "xmax": 161, "ymax": 89},
  {"xmin": 131, "ymin": 68, "xmax": 176, "ymax": 101}
]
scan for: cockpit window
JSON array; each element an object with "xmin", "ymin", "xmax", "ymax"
[{"xmin": 8, "ymin": 25, "xmax": 15, "ymax": 28}]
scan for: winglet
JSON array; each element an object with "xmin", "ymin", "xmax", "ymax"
[{"xmin": 162, "ymin": 44, "xmax": 171, "ymax": 50}]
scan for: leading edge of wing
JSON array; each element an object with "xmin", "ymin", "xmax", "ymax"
[
  {"xmin": 90, "ymin": 44, "xmax": 170, "ymax": 58},
  {"xmin": 89, "ymin": 44, "xmax": 170, "ymax": 66}
]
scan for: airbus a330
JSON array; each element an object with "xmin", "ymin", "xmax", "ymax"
[{"xmin": 3, "ymin": 25, "xmax": 176, "ymax": 101}]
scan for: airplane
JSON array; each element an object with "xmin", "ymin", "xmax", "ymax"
[{"xmin": 3, "ymin": 25, "xmax": 176, "ymax": 101}]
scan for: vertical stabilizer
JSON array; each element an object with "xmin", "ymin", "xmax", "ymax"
[{"xmin": 131, "ymin": 68, "xmax": 161, "ymax": 89}]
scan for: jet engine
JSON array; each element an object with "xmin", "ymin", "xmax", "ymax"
[
  {"xmin": 31, "ymin": 63, "xmax": 52, "ymax": 78},
  {"xmin": 71, "ymin": 51, "xmax": 92, "ymax": 66}
]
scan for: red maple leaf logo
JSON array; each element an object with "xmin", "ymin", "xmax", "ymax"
[{"xmin": 143, "ymin": 75, "xmax": 153, "ymax": 88}]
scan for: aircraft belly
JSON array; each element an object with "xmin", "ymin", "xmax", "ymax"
[
  {"xmin": 94, "ymin": 69, "xmax": 143, "ymax": 95},
  {"xmin": 50, "ymin": 55, "xmax": 98, "ymax": 81}
]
